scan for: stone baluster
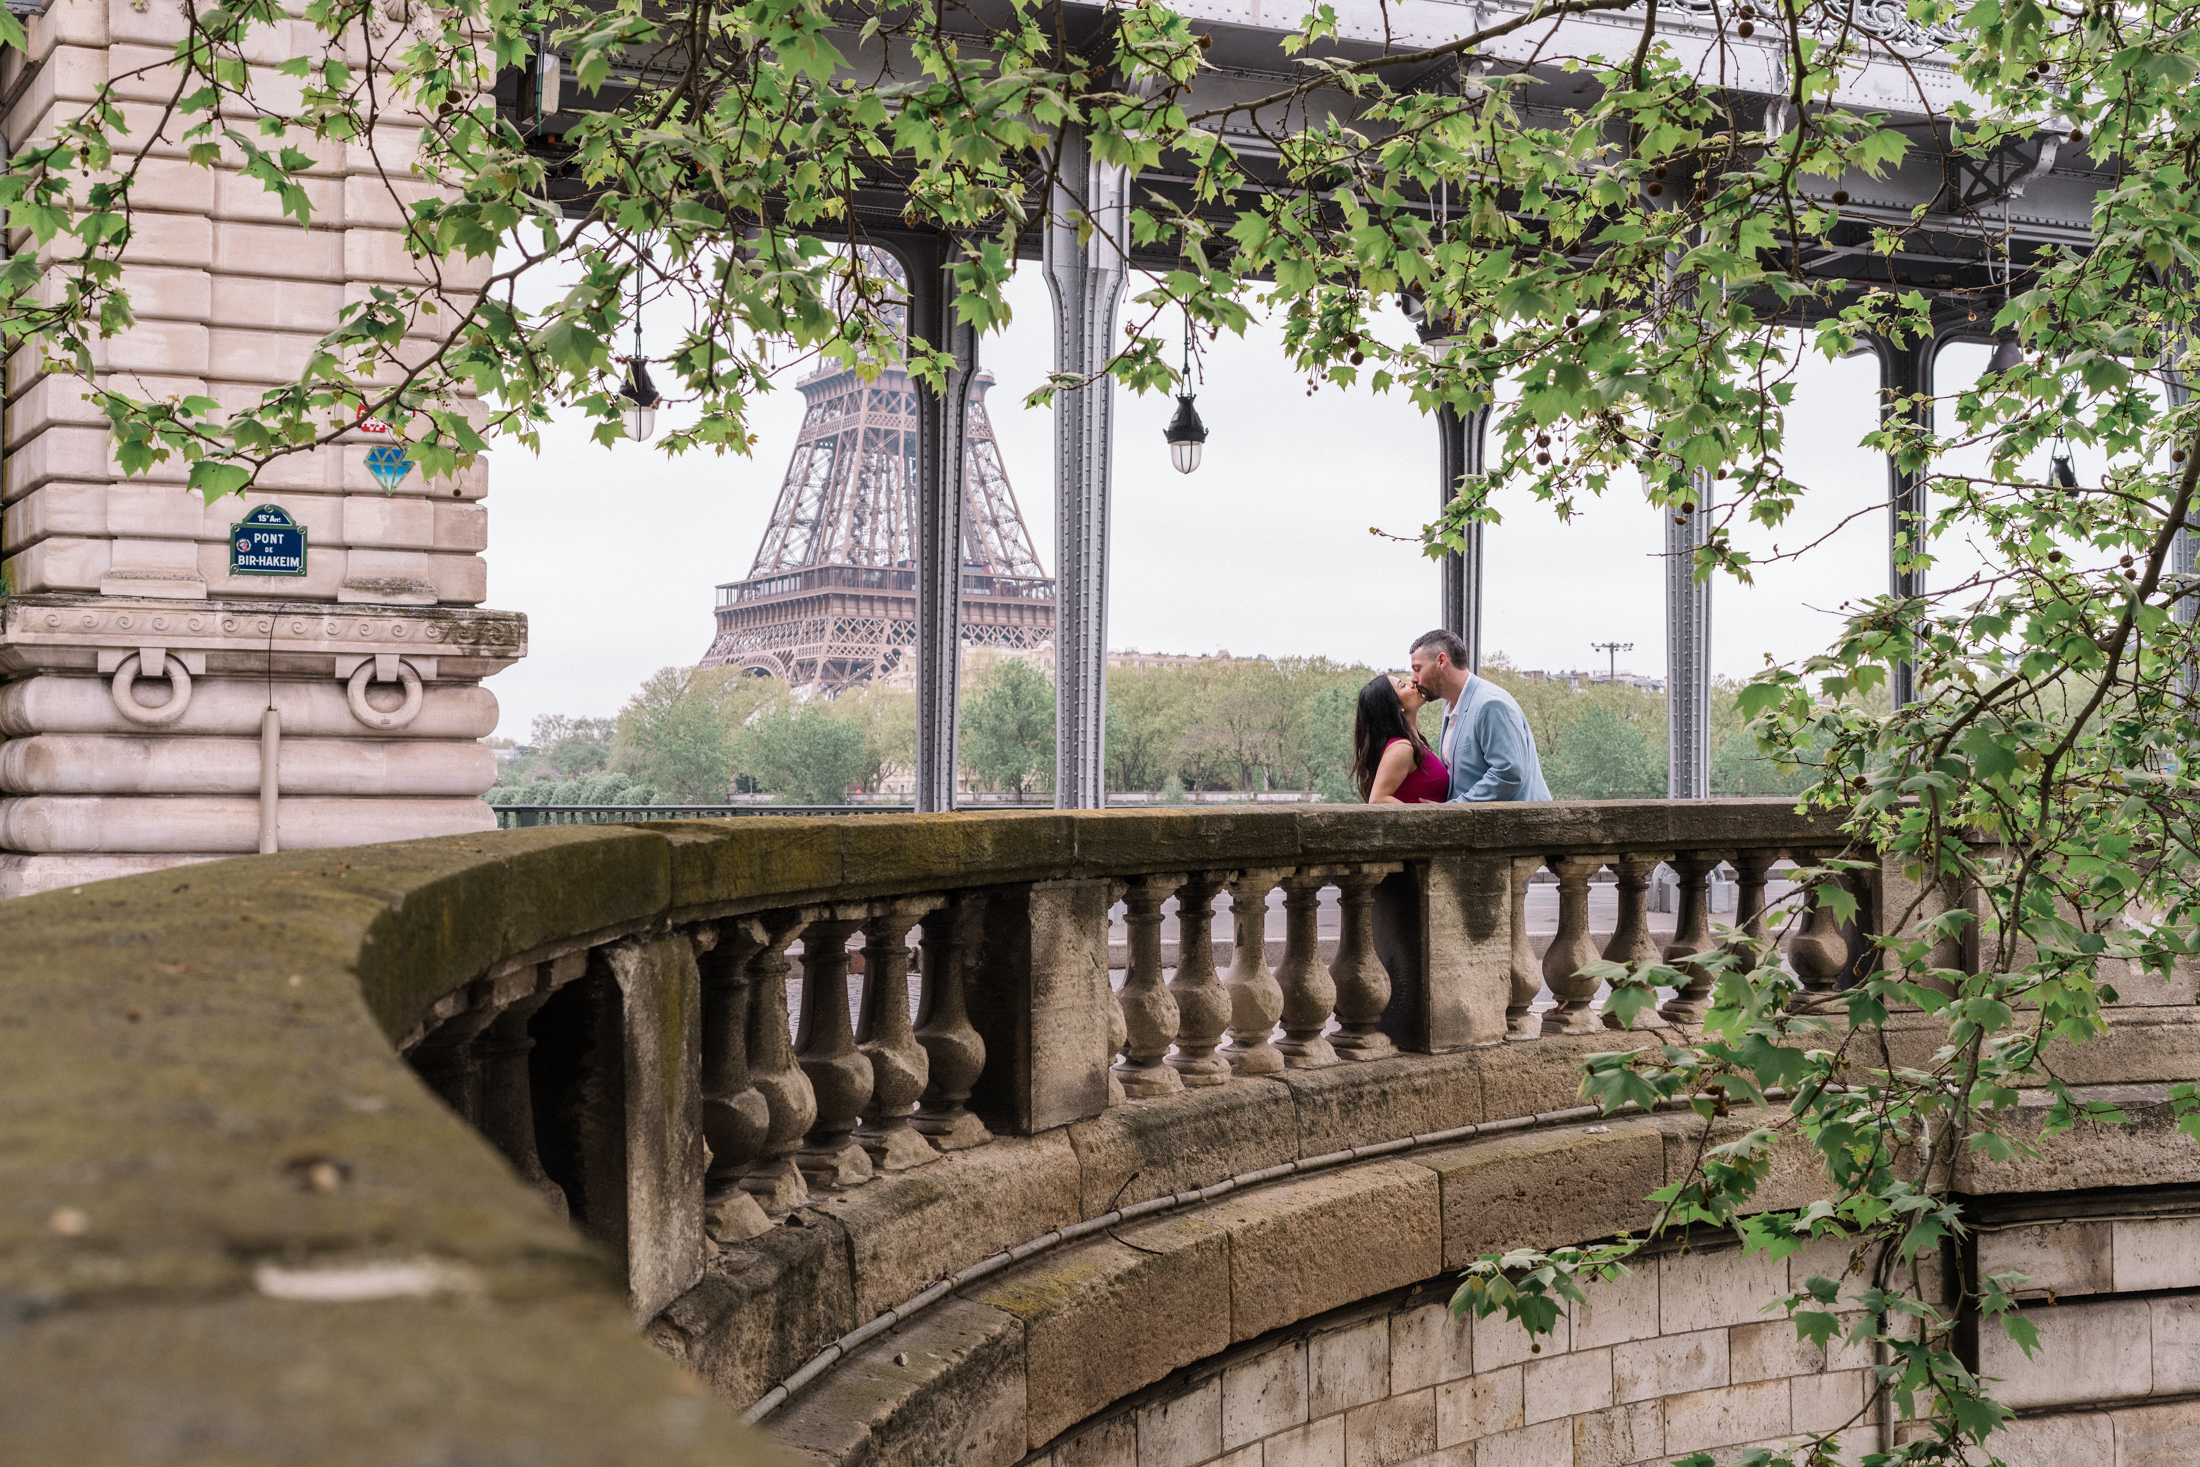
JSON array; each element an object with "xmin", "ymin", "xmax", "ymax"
[
  {"xmin": 1167, "ymin": 872, "xmax": 1233, "ymax": 1086},
  {"xmin": 1507, "ymin": 858, "xmax": 1547, "ymax": 1039},
  {"xmin": 699, "ymin": 921, "xmax": 772, "ymax": 1243},
  {"xmin": 1790, "ymin": 863, "xmax": 1849, "ymax": 992},
  {"xmin": 1114, "ymin": 873, "xmax": 1186, "ymax": 1096},
  {"xmin": 1728, "ymin": 849, "xmax": 1781, "ymax": 966},
  {"xmin": 1275, "ymin": 869, "xmax": 1339, "ymax": 1067},
  {"xmin": 1660, "ymin": 852, "xmax": 1723, "ymax": 1026},
  {"xmin": 795, "ymin": 907, "xmax": 874, "ymax": 1191},
  {"xmin": 1601, "ymin": 853, "xmax": 1672, "ymax": 1030},
  {"xmin": 1329, "ymin": 866, "xmax": 1397, "ymax": 1060},
  {"xmin": 913, "ymin": 893, "xmax": 995, "ymax": 1149},
  {"xmin": 857, "ymin": 895, "xmax": 945, "ymax": 1171},
  {"xmin": 1540, "ymin": 856, "xmax": 1607, "ymax": 1034},
  {"xmin": 740, "ymin": 910, "xmax": 815, "ymax": 1215},
  {"xmin": 1223, "ymin": 868, "xmax": 1289, "ymax": 1076},
  {"xmin": 409, "ymin": 997, "xmax": 499, "ymax": 1125},
  {"xmin": 474, "ymin": 967, "xmax": 571, "ymax": 1219}
]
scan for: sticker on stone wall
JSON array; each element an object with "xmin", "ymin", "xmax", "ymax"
[
  {"xmin": 365, "ymin": 443, "xmax": 414, "ymax": 495},
  {"xmin": 230, "ymin": 503, "xmax": 308, "ymax": 577}
]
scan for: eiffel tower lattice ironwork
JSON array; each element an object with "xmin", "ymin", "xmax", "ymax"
[{"xmin": 701, "ymin": 362, "xmax": 1055, "ymax": 691}]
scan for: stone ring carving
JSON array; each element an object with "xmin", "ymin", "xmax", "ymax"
[
  {"xmin": 347, "ymin": 661, "xmax": 423, "ymax": 730},
  {"xmin": 110, "ymin": 654, "xmax": 194, "ymax": 727}
]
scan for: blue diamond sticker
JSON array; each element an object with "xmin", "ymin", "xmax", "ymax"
[{"xmin": 365, "ymin": 443, "xmax": 414, "ymax": 495}]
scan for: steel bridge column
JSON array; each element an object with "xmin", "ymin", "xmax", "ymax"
[
  {"xmin": 1873, "ymin": 332, "xmax": 1936, "ymax": 709},
  {"xmin": 884, "ymin": 233, "xmax": 978, "ymax": 812},
  {"xmin": 1436, "ymin": 402, "xmax": 1489, "ymax": 672},
  {"xmin": 1043, "ymin": 127, "xmax": 1129, "ymax": 809},
  {"xmin": 1665, "ymin": 472, "xmax": 1713, "ymax": 798}
]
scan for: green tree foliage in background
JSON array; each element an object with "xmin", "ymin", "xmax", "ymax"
[
  {"xmin": 962, "ymin": 659, "xmax": 1056, "ymax": 801},
  {"xmin": 19, "ymin": 0, "xmax": 2200, "ymax": 1442},
  {"xmin": 733, "ymin": 706, "xmax": 868, "ymax": 805},
  {"xmin": 1541, "ymin": 704, "xmax": 1666, "ymax": 800},
  {"xmin": 611, "ymin": 667, "xmax": 741, "ymax": 803},
  {"xmin": 1295, "ymin": 682, "xmax": 1362, "ymax": 804},
  {"xmin": 530, "ymin": 714, "xmax": 615, "ymax": 777}
]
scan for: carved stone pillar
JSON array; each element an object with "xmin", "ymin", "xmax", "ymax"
[
  {"xmin": 857, "ymin": 896, "xmax": 945, "ymax": 1171},
  {"xmin": 1729, "ymin": 849, "xmax": 1781, "ymax": 966},
  {"xmin": 1276, "ymin": 870, "xmax": 1339, "ymax": 1067},
  {"xmin": 1601, "ymin": 853, "xmax": 1671, "ymax": 1030},
  {"xmin": 1166, "ymin": 872, "xmax": 1233, "ymax": 1086},
  {"xmin": 1115, "ymin": 873, "xmax": 1185, "ymax": 1096},
  {"xmin": 1507, "ymin": 857, "xmax": 1545, "ymax": 1039},
  {"xmin": 698, "ymin": 921, "xmax": 771, "ymax": 1243},
  {"xmin": 474, "ymin": 980, "xmax": 567, "ymax": 1219},
  {"xmin": 1223, "ymin": 868, "xmax": 1288, "ymax": 1076},
  {"xmin": 1541, "ymin": 856, "xmax": 1606, "ymax": 1034},
  {"xmin": 740, "ymin": 910, "xmax": 815, "ymax": 1215},
  {"xmin": 601, "ymin": 931, "xmax": 707, "ymax": 1323},
  {"xmin": 794, "ymin": 908, "xmax": 874, "ymax": 1190},
  {"xmin": 1660, "ymin": 852, "xmax": 1722, "ymax": 1025},
  {"xmin": 913, "ymin": 893, "xmax": 993, "ymax": 1150},
  {"xmin": 1329, "ymin": 867, "xmax": 1396, "ymax": 1060}
]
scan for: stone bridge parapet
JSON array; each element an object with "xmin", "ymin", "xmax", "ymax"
[{"xmin": 6, "ymin": 803, "xmax": 2199, "ymax": 1465}]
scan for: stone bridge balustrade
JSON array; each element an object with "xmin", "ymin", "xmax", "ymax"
[{"xmin": 12, "ymin": 803, "xmax": 2200, "ymax": 1465}]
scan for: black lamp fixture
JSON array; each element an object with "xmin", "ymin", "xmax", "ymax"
[
  {"xmin": 619, "ymin": 355, "xmax": 660, "ymax": 442},
  {"xmin": 618, "ymin": 258, "xmax": 660, "ymax": 442},
  {"xmin": 1163, "ymin": 308, "xmax": 1208, "ymax": 475},
  {"xmin": 1988, "ymin": 334, "xmax": 2023, "ymax": 376},
  {"xmin": 2051, "ymin": 436, "xmax": 2079, "ymax": 489}
]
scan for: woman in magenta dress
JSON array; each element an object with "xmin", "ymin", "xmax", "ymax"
[{"xmin": 1351, "ymin": 674, "xmax": 1449, "ymax": 804}]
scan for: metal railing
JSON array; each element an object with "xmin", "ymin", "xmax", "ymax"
[{"xmin": 492, "ymin": 804, "xmax": 917, "ymax": 828}]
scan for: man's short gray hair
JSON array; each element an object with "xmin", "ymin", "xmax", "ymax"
[{"xmin": 1411, "ymin": 628, "xmax": 1469, "ymax": 669}]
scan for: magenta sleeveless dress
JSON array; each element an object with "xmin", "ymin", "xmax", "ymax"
[{"xmin": 1385, "ymin": 738, "xmax": 1449, "ymax": 803}]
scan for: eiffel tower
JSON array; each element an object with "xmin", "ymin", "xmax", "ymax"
[{"xmin": 701, "ymin": 360, "xmax": 1055, "ymax": 692}]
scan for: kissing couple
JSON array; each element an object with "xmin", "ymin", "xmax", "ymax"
[{"xmin": 1351, "ymin": 629, "xmax": 1551, "ymax": 805}]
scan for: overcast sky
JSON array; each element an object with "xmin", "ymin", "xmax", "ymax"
[{"xmin": 481, "ymin": 268, "xmax": 2024, "ymax": 741}]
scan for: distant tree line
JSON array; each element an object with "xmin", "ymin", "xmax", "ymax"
[{"xmin": 486, "ymin": 651, "xmax": 1847, "ymax": 807}]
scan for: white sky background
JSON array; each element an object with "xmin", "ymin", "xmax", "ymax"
[{"xmin": 481, "ymin": 268, "xmax": 2056, "ymax": 740}]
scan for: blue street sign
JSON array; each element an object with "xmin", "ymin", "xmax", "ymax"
[{"xmin": 230, "ymin": 503, "xmax": 308, "ymax": 577}]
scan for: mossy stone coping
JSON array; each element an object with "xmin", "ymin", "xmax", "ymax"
[{"xmin": 0, "ymin": 801, "xmax": 1834, "ymax": 1463}]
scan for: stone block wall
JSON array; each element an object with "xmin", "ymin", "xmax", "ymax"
[
  {"xmin": 0, "ymin": 0, "xmax": 522, "ymax": 895},
  {"xmin": 1025, "ymin": 1216, "xmax": 2200, "ymax": 1467},
  {"xmin": 1038, "ymin": 1243, "xmax": 1883, "ymax": 1467}
]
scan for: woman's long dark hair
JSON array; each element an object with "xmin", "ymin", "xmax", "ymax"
[{"xmin": 1351, "ymin": 675, "xmax": 1429, "ymax": 801}]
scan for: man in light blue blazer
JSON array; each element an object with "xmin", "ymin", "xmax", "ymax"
[{"xmin": 1407, "ymin": 628, "xmax": 1551, "ymax": 802}]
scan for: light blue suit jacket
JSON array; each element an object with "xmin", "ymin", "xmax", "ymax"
[{"xmin": 1440, "ymin": 676, "xmax": 1552, "ymax": 802}]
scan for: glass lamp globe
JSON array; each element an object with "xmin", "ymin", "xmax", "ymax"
[
  {"xmin": 619, "ymin": 358, "xmax": 661, "ymax": 442},
  {"xmin": 1164, "ymin": 393, "xmax": 1208, "ymax": 475}
]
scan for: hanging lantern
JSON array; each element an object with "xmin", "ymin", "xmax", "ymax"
[
  {"xmin": 1164, "ymin": 306, "xmax": 1207, "ymax": 474},
  {"xmin": 620, "ymin": 356, "xmax": 660, "ymax": 442},
  {"xmin": 2051, "ymin": 439, "xmax": 2079, "ymax": 489},
  {"xmin": 1165, "ymin": 393, "xmax": 1208, "ymax": 475},
  {"xmin": 1987, "ymin": 334, "xmax": 2023, "ymax": 376}
]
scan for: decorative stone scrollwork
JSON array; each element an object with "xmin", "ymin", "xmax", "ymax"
[
  {"xmin": 347, "ymin": 660, "xmax": 424, "ymax": 729},
  {"xmin": 110, "ymin": 652, "xmax": 193, "ymax": 726}
]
